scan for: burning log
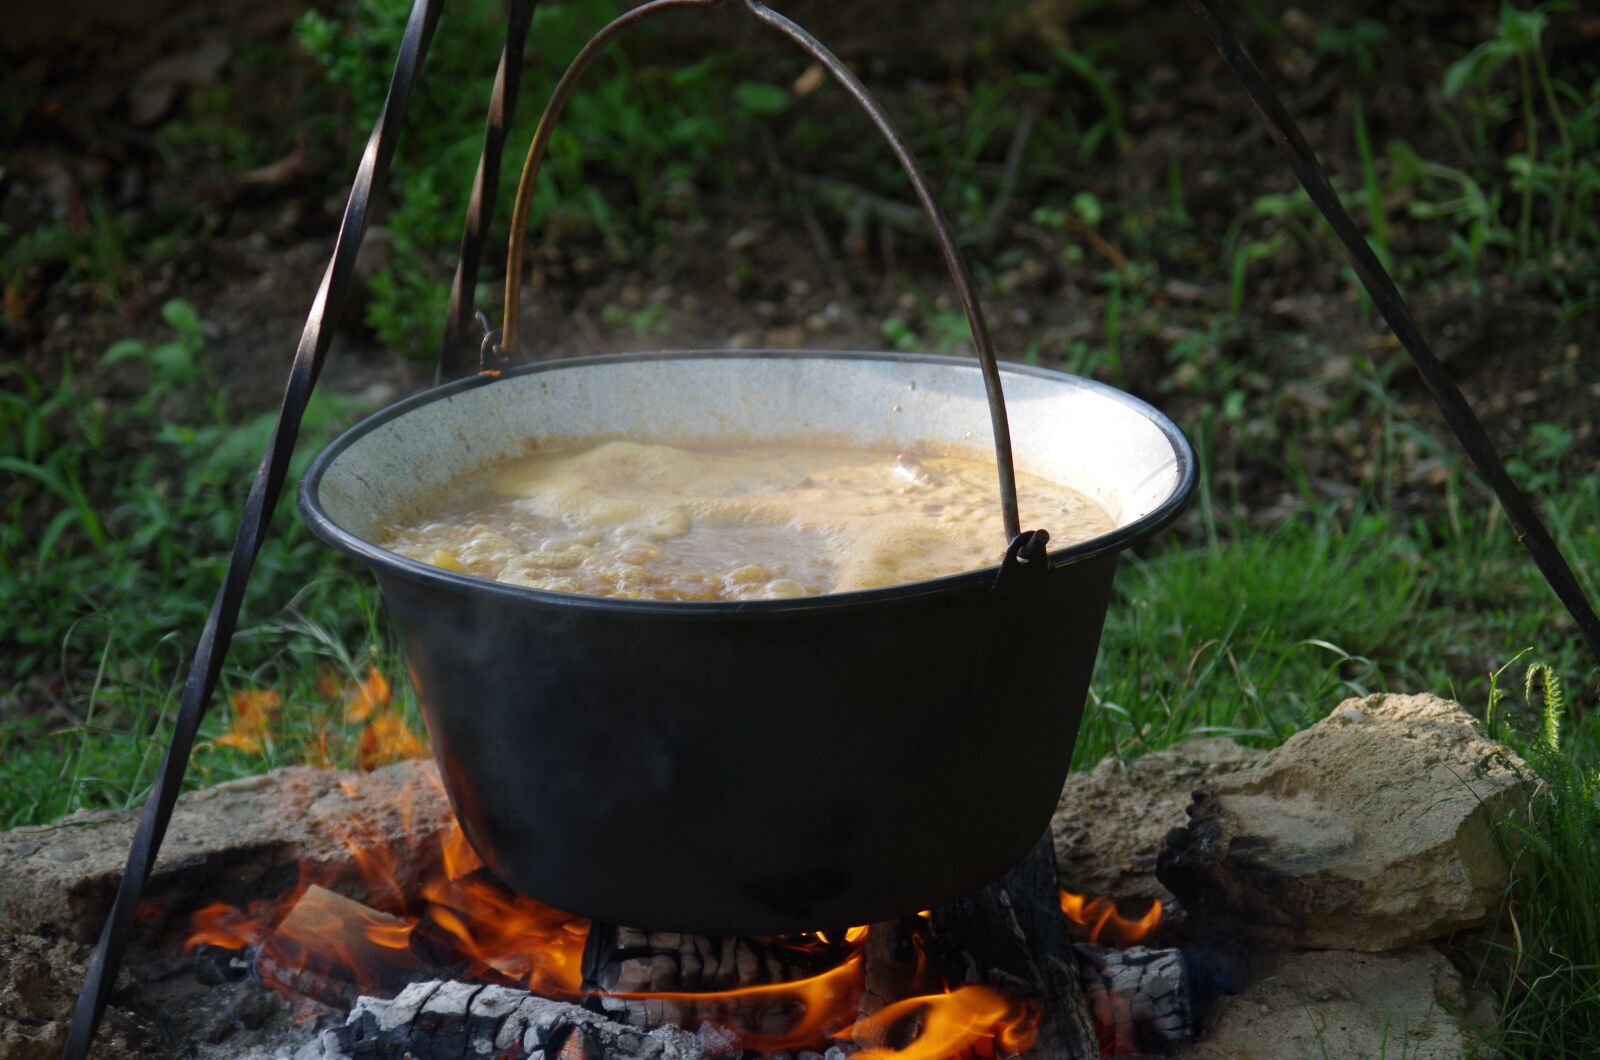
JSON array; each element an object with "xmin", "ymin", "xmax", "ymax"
[
  {"xmin": 336, "ymin": 980, "xmax": 707, "ymax": 1059},
  {"xmin": 857, "ymin": 915, "xmax": 922, "ymax": 1019},
  {"xmin": 165, "ymin": 762, "xmax": 1202, "ymax": 1058},
  {"xmin": 583, "ymin": 924, "xmax": 844, "ymax": 993},
  {"xmin": 252, "ymin": 885, "xmax": 471, "ymax": 1009},
  {"xmin": 1076, "ymin": 945, "xmax": 1193, "ymax": 1056},
  {"xmin": 234, "ymin": 872, "xmax": 1194, "ymax": 1057},
  {"xmin": 928, "ymin": 833, "xmax": 1100, "ymax": 1058},
  {"xmin": 580, "ymin": 922, "xmax": 847, "ymax": 1037}
]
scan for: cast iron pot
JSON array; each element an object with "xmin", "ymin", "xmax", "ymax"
[{"xmin": 299, "ymin": 350, "xmax": 1194, "ymax": 936}]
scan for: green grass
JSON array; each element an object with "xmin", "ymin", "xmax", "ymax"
[
  {"xmin": 1474, "ymin": 663, "xmax": 1600, "ymax": 1057},
  {"xmin": 0, "ymin": 302, "xmax": 405, "ymax": 825}
]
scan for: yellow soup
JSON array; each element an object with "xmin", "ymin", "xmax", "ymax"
[{"xmin": 383, "ymin": 439, "xmax": 1114, "ymax": 601}]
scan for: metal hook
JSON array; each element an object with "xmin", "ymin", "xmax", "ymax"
[
  {"xmin": 475, "ymin": 308, "xmax": 506, "ymax": 374},
  {"xmin": 993, "ymin": 528, "xmax": 1052, "ymax": 589}
]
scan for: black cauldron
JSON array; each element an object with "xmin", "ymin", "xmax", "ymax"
[{"xmin": 299, "ymin": 350, "xmax": 1193, "ymax": 935}]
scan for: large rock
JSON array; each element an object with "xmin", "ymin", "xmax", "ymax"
[
  {"xmin": 0, "ymin": 759, "xmax": 450, "ymax": 945},
  {"xmin": 1183, "ymin": 946, "xmax": 1496, "ymax": 1060},
  {"xmin": 1158, "ymin": 693, "xmax": 1524, "ymax": 951},
  {"xmin": 1052, "ymin": 737, "xmax": 1260, "ymax": 905},
  {"xmin": 0, "ymin": 935, "xmax": 82, "ymax": 1060}
]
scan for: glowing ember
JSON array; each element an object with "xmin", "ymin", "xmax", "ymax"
[
  {"xmin": 816, "ymin": 925, "xmax": 870, "ymax": 946},
  {"xmin": 185, "ymin": 897, "xmax": 283, "ymax": 952},
  {"xmin": 1058, "ymin": 890, "xmax": 1162, "ymax": 947}
]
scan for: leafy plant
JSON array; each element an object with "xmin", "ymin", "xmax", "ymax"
[
  {"xmin": 294, "ymin": 0, "xmax": 789, "ymax": 360},
  {"xmin": 0, "ymin": 300, "xmax": 370, "ymax": 822},
  {"xmin": 1444, "ymin": 2, "xmax": 1586, "ymax": 257},
  {"xmin": 1050, "ymin": 46, "xmax": 1126, "ymax": 162},
  {"xmin": 101, "ymin": 298, "xmax": 206, "ymax": 403},
  {"xmin": 1313, "ymin": 18, "xmax": 1390, "ymax": 75}
]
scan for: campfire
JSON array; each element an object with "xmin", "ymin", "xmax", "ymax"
[
  {"xmin": 1, "ymin": 692, "xmax": 1519, "ymax": 1058},
  {"xmin": 176, "ymin": 772, "xmax": 1179, "ymax": 1058}
]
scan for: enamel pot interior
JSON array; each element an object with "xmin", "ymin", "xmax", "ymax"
[{"xmin": 299, "ymin": 351, "xmax": 1194, "ymax": 935}]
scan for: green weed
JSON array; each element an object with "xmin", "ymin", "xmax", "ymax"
[
  {"xmin": 1476, "ymin": 660, "xmax": 1600, "ymax": 1057},
  {"xmin": 0, "ymin": 301, "xmax": 372, "ymax": 823},
  {"xmin": 1444, "ymin": 2, "xmax": 1596, "ymax": 261},
  {"xmin": 294, "ymin": 0, "xmax": 791, "ymax": 360}
]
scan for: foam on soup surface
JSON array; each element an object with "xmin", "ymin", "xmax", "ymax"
[{"xmin": 382, "ymin": 438, "xmax": 1114, "ymax": 601}]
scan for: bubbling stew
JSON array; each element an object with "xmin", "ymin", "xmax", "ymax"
[{"xmin": 382, "ymin": 439, "xmax": 1115, "ymax": 601}]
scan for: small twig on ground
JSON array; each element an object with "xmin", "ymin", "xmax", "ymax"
[
  {"xmin": 233, "ymin": 135, "xmax": 308, "ymax": 190},
  {"xmin": 759, "ymin": 128, "xmax": 851, "ymax": 305},
  {"xmin": 1017, "ymin": 221, "xmax": 1130, "ymax": 274},
  {"xmin": 796, "ymin": 175, "xmax": 926, "ymax": 235},
  {"xmin": 979, "ymin": 103, "xmax": 1039, "ymax": 246}
]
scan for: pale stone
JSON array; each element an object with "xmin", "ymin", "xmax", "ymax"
[
  {"xmin": 1184, "ymin": 947, "xmax": 1496, "ymax": 1060},
  {"xmin": 1158, "ymin": 693, "xmax": 1525, "ymax": 951},
  {"xmin": 1052, "ymin": 737, "xmax": 1261, "ymax": 904},
  {"xmin": 0, "ymin": 759, "xmax": 449, "ymax": 944}
]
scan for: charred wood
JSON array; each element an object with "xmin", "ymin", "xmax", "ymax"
[
  {"xmin": 929, "ymin": 831, "xmax": 1100, "ymax": 1059},
  {"xmin": 336, "ymin": 980, "xmax": 707, "ymax": 1059},
  {"xmin": 582, "ymin": 923, "xmax": 840, "ymax": 993},
  {"xmin": 580, "ymin": 922, "xmax": 844, "ymax": 1035},
  {"xmin": 1077, "ymin": 945, "xmax": 1193, "ymax": 1055},
  {"xmin": 857, "ymin": 916, "xmax": 923, "ymax": 1019},
  {"xmin": 251, "ymin": 885, "xmax": 475, "ymax": 1009}
]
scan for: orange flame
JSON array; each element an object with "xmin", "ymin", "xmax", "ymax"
[
  {"xmin": 185, "ymin": 898, "xmax": 282, "ymax": 952},
  {"xmin": 439, "ymin": 818, "xmax": 484, "ymax": 881},
  {"xmin": 325, "ymin": 815, "xmax": 409, "ymax": 913},
  {"xmin": 840, "ymin": 986, "xmax": 1040, "ymax": 1059},
  {"xmin": 816, "ymin": 925, "xmax": 871, "ymax": 946},
  {"xmin": 215, "ymin": 689, "xmax": 280, "ymax": 753},
  {"xmin": 418, "ymin": 871, "xmax": 590, "ymax": 996},
  {"xmin": 1059, "ymin": 890, "xmax": 1162, "ymax": 947},
  {"xmin": 186, "ymin": 783, "xmax": 1049, "ymax": 1058},
  {"xmin": 332, "ymin": 666, "xmax": 427, "ymax": 771}
]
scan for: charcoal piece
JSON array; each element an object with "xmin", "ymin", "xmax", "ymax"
[
  {"xmin": 338, "ymin": 981, "xmax": 707, "ymax": 1058},
  {"xmin": 1076, "ymin": 945, "xmax": 1193, "ymax": 1054},
  {"xmin": 581, "ymin": 921, "xmax": 841, "ymax": 1037}
]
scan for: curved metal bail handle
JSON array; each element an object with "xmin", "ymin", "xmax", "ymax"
[
  {"xmin": 994, "ymin": 528, "xmax": 1052, "ymax": 589},
  {"xmin": 499, "ymin": 0, "xmax": 1024, "ymax": 542}
]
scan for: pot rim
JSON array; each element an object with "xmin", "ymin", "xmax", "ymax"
[{"xmin": 297, "ymin": 349, "xmax": 1196, "ymax": 615}]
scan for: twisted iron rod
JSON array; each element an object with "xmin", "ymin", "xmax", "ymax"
[{"xmin": 64, "ymin": 0, "xmax": 445, "ymax": 1052}]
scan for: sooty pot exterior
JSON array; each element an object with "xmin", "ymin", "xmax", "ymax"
[
  {"xmin": 299, "ymin": 351, "xmax": 1193, "ymax": 936},
  {"xmin": 377, "ymin": 552, "xmax": 1115, "ymax": 936}
]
